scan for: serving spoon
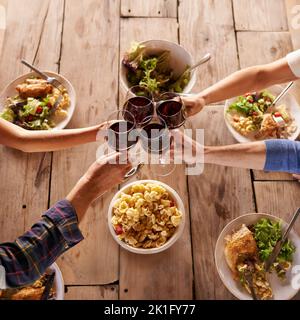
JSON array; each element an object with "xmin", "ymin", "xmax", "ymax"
[{"xmin": 173, "ymin": 53, "xmax": 211, "ymax": 84}]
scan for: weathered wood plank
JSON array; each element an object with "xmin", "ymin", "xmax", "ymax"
[
  {"xmin": 50, "ymin": 0, "xmax": 121, "ymax": 285},
  {"xmin": 188, "ymin": 106, "xmax": 255, "ymax": 299},
  {"xmin": 119, "ymin": 17, "xmax": 193, "ymax": 300},
  {"xmin": 0, "ymin": 0, "xmax": 6, "ymax": 55},
  {"xmin": 237, "ymin": 31, "xmax": 295, "ymax": 181},
  {"xmin": 65, "ymin": 285, "xmax": 118, "ymax": 300},
  {"xmin": 285, "ymin": 0, "xmax": 300, "ymax": 49},
  {"xmin": 178, "ymin": 0, "xmax": 239, "ymax": 92},
  {"xmin": 254, "ymin": 181, "xmax": 300, "ymax": 300},
  {"xmin": 0, "ymin": 0, "xmax": 63, "ymax": 243},
  {"xmin": 121, "ymin": 0, "xmax": 177, "ymax": 17},
  {"xmin": 233, "ymin": 0, "xmax": 288, "ymax": 31},
  {"xmin": 237, "ymin": 31, "xmax": 293, "ymax": 68}
]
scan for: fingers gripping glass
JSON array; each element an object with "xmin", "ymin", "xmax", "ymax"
[{"xmin": 140, "ymin": 116, "xmax": 175, "ymax": 177}]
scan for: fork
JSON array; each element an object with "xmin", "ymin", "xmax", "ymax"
[{"xmin": 21, "ymin": 59, "xmax": 63, "ymax": 91}]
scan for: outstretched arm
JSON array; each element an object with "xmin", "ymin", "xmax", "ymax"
[
  {"xmin": 0, "ymin": 118, "xmax": 109, "ymax": 152},
  {"xmin": 0, "ymin": 153, "xmax": 131, "ymax": 288},
  {"xmin": 184, "ymin": 50, "xmax": 300, "ymax": 116}
]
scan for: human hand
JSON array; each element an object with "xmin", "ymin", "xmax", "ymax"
[
  {"xmin": 182, "ymin": 94, "xmax": 206, "ymax": 117},
  {"xmin": 170, "ymin": 129, "xmax": 204, "ymax": 165},
  {"xmin": 66, "ymin": 152, "xmax": 132, "ymax": 220}
]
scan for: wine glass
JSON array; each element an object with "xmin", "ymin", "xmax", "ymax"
[
  {"xmin": 123, "ymin": 85, "xmax": 154, "ymax": 127},
  {"xmin": 106, "ymin": 110, "xmax": 138, "ymax": 153},
  {"xmin": 140, "ymin": 115, "xmax": 176, "ymax": 177},
  {"xmin": 156, "ymin": 92, "xmax": 186, "ymax": 129}
]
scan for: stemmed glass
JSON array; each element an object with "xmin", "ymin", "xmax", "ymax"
[
  {"xmin": 156, "ymin": 92, "xmax": 186, "ymax": 129},
  {"xmin": 140, "ymin": 115, "xmax": 175, "ymax": 177},
  {"xmin": 123, "ymin": 85, "xmax": 154, "ymax": 127}
]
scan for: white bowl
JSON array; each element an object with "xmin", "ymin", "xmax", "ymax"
[
  {"xmin": 120, "ymin": 39, "xmax": 196, "ymax": 94},
  {"xmin": 224, "ymin": 85, "xmax": 300, "ymax": 143},
  {"xmin": 49, "ymin": 263, "xmax": 64, "ymax": 300},
  {"xmin": 0, "ymin": 71, "xmax": 76, "ymax": 130},
  {"xmin": 108, "ymin": 179, "xmax": 186, "ymax": 254},
  {"xmin": 215, "ymin": 213, "xmax": 300, "ymax": 300}
]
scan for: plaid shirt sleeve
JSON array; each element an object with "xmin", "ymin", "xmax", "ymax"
[{"xmin": 0, "ymin": 199, "xmax": 84, "ymax": 288}]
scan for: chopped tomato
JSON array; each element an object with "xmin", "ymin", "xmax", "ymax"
[
  {"xmin": 274, "ymin": 112, "xmax": 281, "ymax": 117},
  {"xmin": 27, "ymin": 115, "xmax": 33, "ymax": 121},
  {"xmin": 252, "ymin": 111, "xmax": 258, "ymax": 116},
  {"xmin": 47, "ymin": 102, "xmax": 52, "ymax": 109},
  {"xmin": 115, "ymin": 224, "xmax": 123, "ymax": 235},
  {"xmin": 36, "ymin": 106, "xmax": 43, "ymax": 114}
]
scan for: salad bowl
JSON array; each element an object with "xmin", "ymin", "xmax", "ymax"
[{"xmin": 120, "ymin": 39, "xmax": 197, "ymax": 94}]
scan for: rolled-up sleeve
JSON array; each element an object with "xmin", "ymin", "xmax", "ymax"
[
  {"xmin": 264, "ymin": 139, "xmax": 300, "ymax": 174},
  {"xmin": 286, "ymin": 49, "xmax": 300, "ymax": 78},
  {"xmin": 0, "ymin": 199, "xmax": 83, "ymax": 288}
]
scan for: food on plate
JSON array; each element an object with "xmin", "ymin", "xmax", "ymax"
[
  {"xmin": 226, "ymin": 90, "xmax": 297, "ymax": 139},
  {"xmin": 111, "ymin": 182, "xmax": 182, "ymax": 249},
  {"xmin": 0, "ymin": 273, "xmax": 55, "ymax": 300},
  {"xmin": 0, "ymin": 77, "xmax": 70, "ymax": 130},
  {"xmin": 224, "ymin": 218, "xmax": 296, "ymax": 300},
  {"xmin": 122, "ymin": 42, "xmax": 190, "ymax": 95}
]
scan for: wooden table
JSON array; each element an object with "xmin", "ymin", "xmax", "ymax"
[{"xmin": 0, "ymin": 0, "xmax": 300, "ymax": 300}]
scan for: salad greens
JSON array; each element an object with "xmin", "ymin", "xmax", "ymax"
[
  {"xmin": 1, "ymin": 95, "xmax": 54, "ymax": 130},
  {"xmin": 228, "ymin": 91, "xmax": 275, "ymax": 117},
  {"xmin": 122, "ymin": 42, "xmax": 190, "ymax": 95},
  {"xmin": 253, "ymin": 218, "xmax": 296, "ymax": 275}
]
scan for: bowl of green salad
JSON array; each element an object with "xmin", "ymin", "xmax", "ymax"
[
  {"xmin": 215, "ymin": 213, "xmax": 300, "ymax": 300},
  {"xmin": 121, "ymin": 40, "xmax": 197, "ymax": 97}
]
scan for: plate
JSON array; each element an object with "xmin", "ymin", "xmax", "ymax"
[
  {"xmin": 0, "ymin": 71, "xmax": 76, "ymax": 130},
  {"xmin": 224, "ymin": 85, "xmax": 300, "ymax": 143},
  {"xmin": 215, "ymin": 213, "xmax": 300, "ymax": 300}
]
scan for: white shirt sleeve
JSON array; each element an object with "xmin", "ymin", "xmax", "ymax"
[{"xmin": 286, "ymin": 49, "xmax": 300, "ymax": 78}]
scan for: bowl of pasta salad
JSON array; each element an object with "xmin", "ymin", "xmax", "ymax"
[
  {"xmin": 0, "ymin": 71, "xmax": 76, "ymax": 130},
  {"xmin": 108, "ymin": 180, "xmax": 185, "ymax": 254}
]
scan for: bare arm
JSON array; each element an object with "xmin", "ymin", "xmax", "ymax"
[
  {"xmin": 0, "ymin": 117, "xmax": 107, "ymax": 152},
  {"xmin": 184, "ymin": 58, "xmax": 298, "ymax": 116},
  {"xmin": 204, "ymin": 142, "xmax": 266, "ymax": 170}
]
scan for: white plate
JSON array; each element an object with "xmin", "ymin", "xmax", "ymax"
[
  {"xmin": 0, "ymin": 71, "xmax": 76, "ymax": 130},
  {"xmin": 224, "ymin": 85, "xmax": 300, "ymax": 143},
  {"xmin": 49, "ymin": 263, "xmax": 64, "ymax": 300},
  {"xmin": 215, "ymin": 213, "xmax": 300, "ymax": 300},
  {"xmin": 107, "ymin": 179, "xmax": 186, "ymax": 254},
  {"xmin": 120, "ymin": 39, "xmax": 197, "ymax": 94}
]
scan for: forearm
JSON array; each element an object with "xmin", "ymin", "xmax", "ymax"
[
  {"xmin": 16, "ymin": 124, "xmax": 102, "ymax": 152},
  {"xmin": 0, "ymin": 200, "xmax": 83, "ymax": 288},
  {"xmin": 0, "ymin": 118, "xmax": 106, "ymax": 152},
  {"xmin": 198, "ymin": 59, "xmax": 296, "ymax": 105},
  {"xmin": 204, "ymin": 141, "xmax": 266, "ymax": 170}
]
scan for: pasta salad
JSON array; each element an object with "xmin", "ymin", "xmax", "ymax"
[{"xmin": 111, "ymin": 182, "xmax": 182, "ymax": 249}]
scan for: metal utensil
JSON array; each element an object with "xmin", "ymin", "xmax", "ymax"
[
  {"xmin": 272, "ymin": 81, "xmax": 294, "ymax": 106},
  {"xmin": 173, "ymin": 53, "xmax": 211, "ymax": 82},
  {"xmin": 40, "ymin": 271, "xmax": 55, "ymax": 300},
  {"xmin": 265, "ymin": 207, "xmax": 300, "ymax": 272},
  {"xmin": 124, "ymin": 162, "xmax": 144, "ymax": 179},
  {"xmin": 243, "ymin": 270, "xmax": 258, "ymax": 300},
  {"xmin": 21, "ymin": 59, "xmax": 63, "ymax": 91}
]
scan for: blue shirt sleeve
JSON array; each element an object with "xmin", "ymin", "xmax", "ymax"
[{"xmin": 264, "ymin": 139, "xmax": 300, "ymax": 174}]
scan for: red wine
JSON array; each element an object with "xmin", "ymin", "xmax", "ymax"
[
  {"xmin": 123, "ymin": 97, "xmax": 154, "ymax": 126},
  {"xmin": 157, "ymin": 100, "xmax": 185, "ymax": 129},
  {"xmin": 108, "ymin": 121, "xmax": 138, "ymax": 151},
  {"xmin": 141, "ymin": 123, "xmax": 169, "ymax": 154}
]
